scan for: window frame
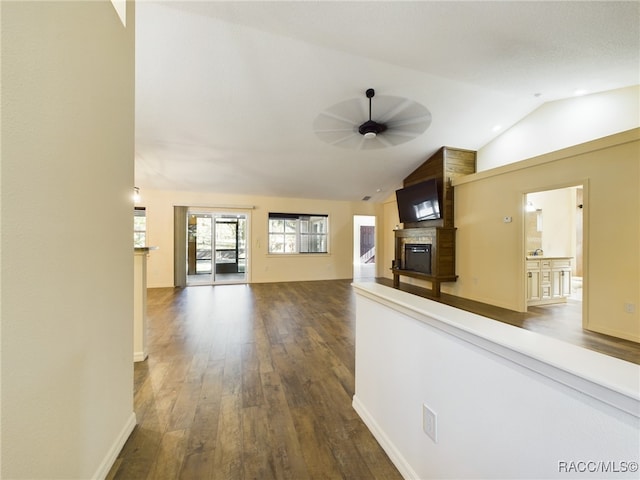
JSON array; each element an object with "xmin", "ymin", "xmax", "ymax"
[
  {"xmin": 134, "ymin": 206, "xmax": 147, "ymax": 248},
  {"xmin": 267, "ymin": 212, "xmax": 329, "ymax": 255}
]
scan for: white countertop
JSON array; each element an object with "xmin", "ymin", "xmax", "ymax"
[
  {"xmin": 352, "ymin": 281, "xmax": 640, "ymax": 416},
  {"xmin": 134, "ymin": 246, "xmax": 159, "ymax": 253}
]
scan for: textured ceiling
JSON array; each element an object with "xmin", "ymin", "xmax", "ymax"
[{"xmin": 135, "ymin": 1, "xmax": 640, "ymax": 202}]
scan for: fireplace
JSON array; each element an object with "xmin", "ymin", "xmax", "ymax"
[{"xmin": 404, "ymin": 243, "xmax": 432, "ymax": 274}]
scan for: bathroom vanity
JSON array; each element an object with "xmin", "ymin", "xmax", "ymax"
[{"xmin": 526, "ymin": 256, "xmax": 572, "ymax": 305}]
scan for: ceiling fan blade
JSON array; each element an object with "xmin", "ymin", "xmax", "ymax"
[
  {"xmin": 374, "ymin": 135, "xmax": 394, "ymax": 148},
  {"xmin": 314, "ymin": 127, "xmax": 357, "ymax": 133},
  {"xmin": 316, "ymin": 130, "xmax": 358, "ymax": 146},
  {"xmin": 313, "ymin": 112, "xmax": 354, "ymax": 132},
  {"xmin": 384, "ymin": 129, "xmax": 423, "ymax": 138},
  {"xmin": 332, "ymin": 132, "xmax": 365, "ymax": 149},
  {"xmin": 378, "ymin": 131, "xmax": 418, "ymax": 146},
  {"xmin": 387, "ymin": 114, "xmax": 432, "ymax": 128},
  {"xmin": 386, "ymin": 109, "xmax": 432, "ymax": 141},
  {"xmin": 376, "ymin": 98, "xmax": 414, "ymax": 124},
  {"xmin": 323, "ymin": 98, "xmax": 367, "ymax": 124},
  {"xmin": 387, "ymin": 119, "xmax": 432, "ymax": 137},
  {"xmin": 382, "ymin": 97, "xmax": 430, "ymax": 122}
]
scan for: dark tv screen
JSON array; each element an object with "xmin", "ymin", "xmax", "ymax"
[{"xmin": 395, "ymin": 178, "xmax": 441, "ymax": 223}]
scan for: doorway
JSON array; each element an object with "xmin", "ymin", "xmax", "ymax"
[
  {"xmin": 353, "ymin": 215, "xmax": 376, "ymax": 280},
  {"xmin": 524, "ymin": 185, "xmax": 584, "ymax": 323},
  {"xmin": 187, "ymin": 210, "xmax": 248, "ymax": 285}
]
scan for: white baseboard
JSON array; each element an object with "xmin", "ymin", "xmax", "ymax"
[
  {"xmin": 93, "ymin": 412, "xmax": 137, "ymax": 480},
  {"xmin": 352, "ymin": 395, "xmax": 419, "ymax": 480}
]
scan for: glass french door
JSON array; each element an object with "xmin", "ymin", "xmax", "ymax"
[{"xmin": 186, "ymin": 210, "xmax": 248, "ymax": 285}]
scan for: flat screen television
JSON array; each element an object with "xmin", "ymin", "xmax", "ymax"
[{"xmin": 395, "ymin": 178, "xmax": 442, "ymax": 223}]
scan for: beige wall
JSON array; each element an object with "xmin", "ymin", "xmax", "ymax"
[
  {"xmin": 1, "ymin": 1, "xmax": 135, "ymax": 478},
  {"xmin": 141, "ymin": 189, "xmax": 382, "ymax": 287},
  {"xmin": 380, "ymin": 130, "xmax": 639, "ymax": 342}
]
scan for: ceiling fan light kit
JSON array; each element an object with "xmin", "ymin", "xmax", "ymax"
[
  {"xmin": 358, "ymin": 89, "xmax": 388, "ymax": 139},
  {"xmin": 313, "ymin": 88, "xmax": 432, "ymax": 150}
]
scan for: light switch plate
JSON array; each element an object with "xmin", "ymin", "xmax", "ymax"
[{"xmin": 422, "ymin": 403, "xmax": 438, "ymax": 443}]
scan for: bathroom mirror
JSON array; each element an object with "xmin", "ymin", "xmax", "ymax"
[{"xmin": 525, "ymin": 208, "xmax": 542, "ymax": 255}]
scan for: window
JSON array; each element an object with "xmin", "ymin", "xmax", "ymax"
[
  {"xmin": 268, "ymin": 213, "xmax": 328, "ymax": 254},
  {"xmin": 134, "ymin": 207, "xmax": 146, "ymax": 247}
]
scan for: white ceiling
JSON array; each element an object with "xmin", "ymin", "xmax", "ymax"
[{"xmin": 135, "ymin": 1, "xmax": 640, "ymax": 202}]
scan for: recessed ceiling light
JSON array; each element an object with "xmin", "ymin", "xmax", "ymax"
[
  {"xmin": 574, "ymin": 89, "xmax": 588, "ymax": 96},
  {"xmin": 492, "ymin": 125, "xmax": 502, "ymax": 132}
]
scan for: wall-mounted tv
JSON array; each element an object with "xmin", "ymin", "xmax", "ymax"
[{"xmin": 395, "ymin": 178, "xmax": 442, "ymax": 223}]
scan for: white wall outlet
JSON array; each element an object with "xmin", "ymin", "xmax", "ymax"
[
  {"xmin": 624, "ymin": 302, "xmax": 636, "ymax": 314},
  {"xmin": 503, "ymin": 216, "xmax": 513, "ymax": 223},
  {"xmin": 422, "ymin": 403, "xmax": 438, "ymax": 443}
]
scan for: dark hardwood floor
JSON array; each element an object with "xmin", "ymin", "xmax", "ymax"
[
  {"xmin": 376, "ymin": 277, "xmax": 640, "ymax": 364},
  {"xmin": 107, "ymin": 280, "xmax": 403, "ymax": 480},
  {"xmin": 108, "ymin": 278, "xmax": 639, "ymax": 480}
]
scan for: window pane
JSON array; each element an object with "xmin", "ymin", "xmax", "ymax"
[
  {"xmin": 269, "ymin": 234, "xmax": 285, "ymax": 253},
  {"xmin": 216, "ymin": 222, "xmax": 236, "ymax": 250},
  {"xmin": 134, "ymin": 217, "xmax": 146, "ymax": 230},
  {"xmin": 196, "ymin": 218, "xmax": 211, "ymax": 249},
  {"xmin": 269, "ymin": 219, "xmax": 284, "ymax": 233},
  {"xmin": 134, "ymin": 232, "xmax": 146, "ymax": 248},
  {"xmin": 285, "ymin": 219, "xmax": 297, "ymax": 233},
  {"xmin": 134, "ymin": 210, "xmax": 147, "ymax": 248},
  {"xmin": 284, "ymin": 234, "xmax": 297, "ymax": 253},
  {"xmin": 216, "ymin": 250, "xmax": 236, "ymax": 263},
  {"xmin": 309, "ymin": 216, "xmax": 326, "ymax": 233},
  {"xmin": 305, "ymin": 234, "xmax": 327, "ymax": 253},
  {"xmin": 300, "ymin": 216, "xmax": 328, "ymax": 253},
  {"xmin": 300, "ymin": 234, "xmax": 308, "ymax": 252}
]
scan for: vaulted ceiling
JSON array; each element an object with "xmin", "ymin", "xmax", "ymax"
[{"xmin": 135, "ymin": 1, "xmax": 639, "ymax": 202}]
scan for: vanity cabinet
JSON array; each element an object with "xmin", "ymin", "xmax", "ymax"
[
  {"xmin": 551, "ymin": 258, "xmax": 572, "ymax": 298},
  {"xmin": 526, "ymin": 257, "xmax": 572, "ymax": 306},
  {"xmin": 526, "ymin": 263, "xmax": 542, "ymax": 302}
]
